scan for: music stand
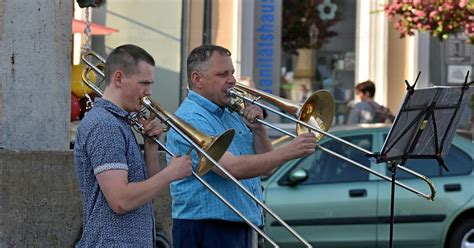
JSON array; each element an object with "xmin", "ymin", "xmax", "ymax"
[{"xmin": 374, "ymin": 71, "xmax": 472, "ymax": 248}]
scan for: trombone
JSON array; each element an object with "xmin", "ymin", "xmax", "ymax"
[
  {"xmin": 228, "ymin": 83, "xmax": 436, "ymax": 201},
  {"xmin": 81, "ymin": 51, "xmax": 312, "ymax": 248}
]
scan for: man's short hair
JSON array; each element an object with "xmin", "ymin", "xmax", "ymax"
[
  {"xmin": 186, "ymin": 44, "xmax": 231, "ymax": 86},
  {"xmin": 104, "ymin": 44, "xmax": 155, "ymax": 86},
  {"xmin": 355, "ymin": 80, "xmax": 376, "ymax": 98}
]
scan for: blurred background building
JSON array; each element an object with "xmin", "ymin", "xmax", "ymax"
[
  {"xmin": 74, "ymin": 0, "xmax": 472, "ymax": 137},
  {"xmin": 0, "ymin": 0, "xmax": 471, "ymax": 149}
]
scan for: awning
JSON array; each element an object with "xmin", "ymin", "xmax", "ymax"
[{"xmin": 72, "ymin": 19, "xmax": 119, "ymax": 35}]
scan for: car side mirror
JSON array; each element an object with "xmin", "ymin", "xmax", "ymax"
[{"xmin": 288, "ymin": 168, "xmax": 308, "ymax": 185}]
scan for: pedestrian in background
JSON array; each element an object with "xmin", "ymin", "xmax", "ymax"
[{"xmin": 347, "ymin": 80, "xmax": 394, "ymax": 124}]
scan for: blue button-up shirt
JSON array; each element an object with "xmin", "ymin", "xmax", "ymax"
[
  {"xmin": 166, "ymin": 90, "xmax": 264, "ymax": 226},
  {"xmin": 74, "ymin": 98, "xmax": 153, "ymax": 247}
]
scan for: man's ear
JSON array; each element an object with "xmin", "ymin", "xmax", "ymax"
[
  {"xmin": 191, "ymin": 71, "xmax": 202, "ymax": 89},
  {"xmin": 112, "ymin": 70, "xmax": 123, "ymax": 87}
]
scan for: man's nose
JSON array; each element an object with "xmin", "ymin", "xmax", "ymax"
[
  {"xmin": 144, "ymin": 85, "xmax": 152, "ymax": 96},
  {"xmin": 228, "ymin": 75, "xmax": 236, "ymax": 85}
]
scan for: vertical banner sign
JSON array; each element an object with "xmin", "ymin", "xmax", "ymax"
[{"xmin": 253, "ymin": 0, "xmax": 281, "ymax": 94}]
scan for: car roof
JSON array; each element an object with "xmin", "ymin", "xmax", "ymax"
[
  {"xmin": 270, "ymin": 123, "xmax": 472, "ymax": 153},
  {"xmin": 271, "ymin": 123, "xmax": 391, "ymax": 148}
]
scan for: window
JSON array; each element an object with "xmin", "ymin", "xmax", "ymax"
[
  {"xmin": 280, "ymin": 0, "xmax": 356, "ymax": 125},
  {"xmin": 419, "ymin": 34, "xmax": 473, "ymax": 133},
  {"xmin": 285, "ymin": 134, "xmax": 373, "ymax": 185},
  {"xmin": 389, "ymin": 144, "xmax": 472, "ymax": 179}
]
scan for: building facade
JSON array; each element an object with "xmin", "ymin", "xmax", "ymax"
[{"xmin": 81, "ymin": 0, "xmax": 472, "ymax": 132}]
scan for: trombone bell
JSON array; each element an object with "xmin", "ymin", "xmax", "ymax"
[
  {"xmin": 197, "ymin": 129, "xmax": 235, "ymax": 176},
  {"xmin": 297, "ymin": 90, "xmax": 335, "ymax": 141}
]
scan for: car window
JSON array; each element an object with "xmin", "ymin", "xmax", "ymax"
[
  {"xmin": 388, "ymin": 143, "xmax": 472, "ymax": 179},
  {"xmin": 442, "ymin": 145, "xmax": 473, "ymax": 176},
  {"xmin": 285, "ymin": 134, "xmax": 373, "ymax": 185}
]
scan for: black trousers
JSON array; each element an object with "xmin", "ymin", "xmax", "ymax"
[{"xmin": 172, "ymin": 219, "xmax": 253, "ymax": 248}]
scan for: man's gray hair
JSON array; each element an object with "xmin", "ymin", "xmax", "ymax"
[{"xmin": 186, "ymin": 44, "xmax": 231, "ymax": 86}]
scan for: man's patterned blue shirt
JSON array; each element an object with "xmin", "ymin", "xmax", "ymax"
[{"xmin": 74, "ymin": 98, "xmax": 153, "ymax": 247}]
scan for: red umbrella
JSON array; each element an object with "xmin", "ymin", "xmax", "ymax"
[{"xmin": 72, "ymin": 19, "xmax": 119, "ymax": 35}]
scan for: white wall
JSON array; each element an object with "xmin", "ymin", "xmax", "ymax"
[{"xmin": 93, "ymin": 0, "xmax": 183, "ymax": 112}]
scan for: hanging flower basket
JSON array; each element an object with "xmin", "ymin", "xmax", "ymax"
[{"xmin": 384, "ymin": 0, "xmax": 474, "ymax": 43}]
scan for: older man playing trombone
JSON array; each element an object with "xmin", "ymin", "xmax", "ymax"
[{"xmin": 166, "ymin": 44, "xmax": 317, "ymax": 248}]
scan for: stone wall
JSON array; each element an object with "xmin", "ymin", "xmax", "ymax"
[
  {"xmin": 0, "ymin": 0, "xmax": 72, "ymax": 150},
  {"xmin": 0, "ymin": 150, "xmax": 172, "ymax": 247}
]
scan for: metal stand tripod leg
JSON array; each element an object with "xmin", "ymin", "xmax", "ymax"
[{"xmin": 389, "ymin": 163, "xmax": 398, "ymax": 248}]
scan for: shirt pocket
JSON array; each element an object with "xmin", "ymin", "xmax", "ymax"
[{"xmin": 231, "ymin": 130, "xmax": 254, "ymax": 155}]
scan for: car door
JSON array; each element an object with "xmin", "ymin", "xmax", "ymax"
[
  {"xmin": 376, "ymin": 135, "xmax": 474, "ymax": 247},
  {"xmin": 264, "ymin": 133, "xmax": 378, "ymax": 248}
]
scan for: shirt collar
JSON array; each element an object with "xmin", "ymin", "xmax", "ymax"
[
  {"xmin": 187, "ymin": 90, "xmax": 225, "ymax": 117},
  {"xmin": 94, "ymin": 97, "xmax": 129, "ymax": 118}
]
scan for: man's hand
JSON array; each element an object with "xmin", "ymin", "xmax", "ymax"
[
  {"xmin": 138, "ymin": 113, "xmax": 164, "ymax": 146},
  {"xmin": 241, "ymin": 104, "xmax": 265, "ymax": 130},
  {"xmin": 280, "ymin": 132, "xmax": 317, "ymax": 160},
  {"xmin": 166, "ymin": 156, "xmax": 193, "ymax": 181}
]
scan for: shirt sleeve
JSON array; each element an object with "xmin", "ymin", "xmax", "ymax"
[
  {"xmin": 86, "ymin": 121, "xmax": 129, "ymax": 175},
  {"xmin": 165, "ymin": 114, "xmax": 218, "ymax": 169}
]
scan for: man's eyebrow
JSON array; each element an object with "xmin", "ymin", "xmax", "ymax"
[{"xmin": 139, "ymin": 80, "xmax": 154, "ymax": 84}]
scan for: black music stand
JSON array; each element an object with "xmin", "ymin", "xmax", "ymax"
[{"xmin": 373, "ymin": 71, "xmax": 472, "ymax": 248}]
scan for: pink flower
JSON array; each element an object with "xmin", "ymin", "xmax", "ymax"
[
  {"xmin": 395, "ymin": 21, "xmax": 402, "ymax": 28},
  {"xmin": 429, "ymin": 10, "xmax": 438, "ymax": 18},
  {"xmin": 383, "ymin": 0, "xmax": 473, "ymax": 44},
  {"xmin": 416, "ymin": 10, "xmax": 426, "ymax": 18}
]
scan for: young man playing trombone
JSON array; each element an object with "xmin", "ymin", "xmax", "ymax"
[
  {"xmin": 166, "ymin": 44, "xmax": 317, "ymax": 248},
  {"xmin": 74, "ymin": 44, "xmax": 192, "ymax": 247}
]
